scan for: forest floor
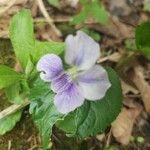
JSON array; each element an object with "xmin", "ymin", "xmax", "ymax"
[{"xmin": 0, "ymin": 0, "xmax": 150, "ymax": 150}]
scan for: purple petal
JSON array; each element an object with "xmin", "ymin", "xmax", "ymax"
[
  {"xmin": 77, "ymin": 65, "xmax": 111, "ymax": 100},
  {"xmin": 65, "ymin": 31, "xmax": 100, "ymax": 70},
  {"xmin": 54, "ymin": 83, "xmax": 85, "ymax": 114},
  {"xmin": 36, "ymin": 54, "xmax": 63, "ymax": 81},
  {"xmin": 51, "ymin": 73, "xmax": 72, "ymax": 93}
]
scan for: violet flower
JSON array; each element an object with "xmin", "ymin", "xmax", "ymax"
[{"xmin": 37, "ymin": 31, "xmax": 111, "ymax": 114}]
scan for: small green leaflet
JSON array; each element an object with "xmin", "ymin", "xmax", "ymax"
[
  {"xmin": 72, "ymin": 0, "xmax": 108, "ymax": 25},
  {"xmin": 144, "ymin": 2, "xmax": 150, "ymax": 12},
  {"xmin": 0, "ymin": 111, "xmax": 22, "ymax": 135},
  {"xmin": 91, "ymin": 2, "xmax": 108, "ymax": 25},
  {"xmin": 25, "ymin": 57, "xmax": 34, "ymax": 77},
  {"xmin": 57, "ymin": 67, "xmax": 122, "ymax": 138},
  {"xmin": 47, "ymin": 0, "xmax": 60, "ymax": 8},
  {"xmin": 10, "ymin": 9, "xmax": 64, "ymax": 70},
  {"xmin": 5, "ymin": 82, "xmax": 24, "ymax": 104},
  {"xmin": 125, "ymin": 39, "xmax": 137, "ymax": 51},
  {"xmin": 0, "ymin": 65, "xmax": 23, "ymax": 89},
  {"xmin": 81, "ymin": 27, "xmax": 101, "ymax": 41},
  {"xmin": 72, "ymin": 4, "xmax": 90, "ymax": 24},
  {"xmin": 135, "ymin": 21, "xmax": 150, "ymax": 55},
  {"xmin": 29, "ymin": 78, "xmax": 63, "ymax": 150},
  {"xmin": 5, "ymin": 77, "xmax": 30, "ymax": 104}
]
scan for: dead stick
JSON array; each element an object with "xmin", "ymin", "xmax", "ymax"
[
  {"xmin": 37, "ymin": 0, "xmax": 62, "ymax": 37},
  {"xmin": 0, "ymin": 100, "xmax": 30, "ymax": 120}
]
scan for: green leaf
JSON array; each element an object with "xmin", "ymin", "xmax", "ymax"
[
  {"xmin": 135, "ymin": 21, "xmax": 150, "ymax": 55},
  {"xmin": 57, "ymin": 67, "xmax": 122, "ymax": 138},
  {"xmin": 80, "ymin": 0, "xmax": 88, "ymax": 5},
  {"xmin": 91, "ymin": 2, "xmax": 108, "ymax": 25},
  {"xmin": 10, "ymin": 9, "xmax": 34, "ymax": 69},
  {"xmin": 72, "ymin": 6, "xmax": 89, "ymax": 24},
  {"xmin": 125, "ymin": 39, "xmax": 137, "ymax": 51},
  {"xmin": 0, "ymin": 111, "xmax": 22, "ymax": 135},
  {"xmin": 29, "ymin": 78, "xmax": 63, "ymax": 150},
  {"xmin": 5, "ymin": 82, "xmax": 24, "ymax": 104},
  {"xmin": 47, "ymin": 0, "xmax": 60, "ymax": 8},
  {"xmin": 10, "ymin": 9, "xmax": 64, "ymax": 70},
  {"xmin": 81, "ymin": 27, "xmax": 101, "ymax": 41},
  {"xmin": 29, "ymin": 78, "xmax": 50, "ymax": 100},
  {"xmin": 5, "ymin": 78, "xmax": 30, "ymax": 104},
  {"xmin": 25, "ymin": 57, "xmax": 34, "ymax": 77},
  {"xmin": 33, "ymin": 40, "xmax": 64, "ymax": 63},
  {"xmin": 72, "ymin": 0, "xmax": 108, "ymax": 25},
  {"xmin": 144, "ymin": 2, "xmax": 150, "ymax": 12},
  {"xmin": 0, "ymin": 65, "xmax": 23, "ymax": 89}
]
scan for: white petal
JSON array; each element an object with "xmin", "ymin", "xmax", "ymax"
[
  {"xmin": 77, "ymin": 65, "xmax": 111, "ymax": 100},
  {"xmin": 54, "ymin": 83, "xmax": 85, "ymax": 114},
  {"xmin": 65, "ymin": 31, "xmax": 100, "ymax": 70}
]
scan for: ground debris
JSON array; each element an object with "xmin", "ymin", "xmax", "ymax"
[
  {"xmin": 112, "ymin": 104, "xmax": 142, "ymax": 145},
  {"xmin": 132, "ymin": 65, "xmax": 150, "ymax": 114}
]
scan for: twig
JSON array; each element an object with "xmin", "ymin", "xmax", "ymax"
[
  {"xmin": 0, "ymin": 100, "xmax": 30, "ymax": 120},
  {"xmin": 28, "ymin": 145, "xmax": 38, "ymax": 150},
  {"xmin": 8, "ymin": 140, "xmax": 12, "ymax": 150},
  {"xmin": 34, "ymin": 17, "xmax": 71, "ymax": 23},
  {"xmin": 37, "ymin": 0, "xmax": 62, "ymax": 37},
  {"xmin": 97, "ymin": 52, "xmax": 121, "ymax": 63},
  {"xmin": 104, "ymin": 128, "xmax": 112, "ymax": 149}
]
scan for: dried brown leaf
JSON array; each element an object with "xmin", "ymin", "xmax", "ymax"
[
  {"xmin": 132, "ymin": 65, "xmax": 150, "ymax": 114},
  {"xmin": 123, "ymin": 97, "xmax": 140, "ymax": 108},
  {"xmin": 121, "ymin": 80, "xmax": 139, "ymax": 95},
  {"xmin": 96, "ymin": 134, "xmax": 105, "ymax": 142},
  {"xmin": 109, "ymin": 0, "xmax": 131, "ymax": 17},
  {"xmin": 112, "ymin": 106, "xmax": 142, "ymax": 145}
]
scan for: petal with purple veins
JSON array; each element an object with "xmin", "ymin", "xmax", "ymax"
[
  {"xmin": 77, "ymin": 65, "xmax": 111, "ymax": 100},
  {"xmin": 51, "ymin": 73, "xmax": 72, "ymax": 93},
  {"xmin": 37, "ymin": 54, "xmax": 63, "ymax": 81},
  {"xmin": 54, "ymin": 83, "xmax": 85, "ymax": 114},
  {"xmin": 65, "ymin": 31, "xmax": 100, "ymax": 70}
]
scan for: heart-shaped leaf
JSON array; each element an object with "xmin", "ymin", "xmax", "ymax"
[{"xmin": 57, "ymin": 67, "xmax": 122, "ymax": 138}]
